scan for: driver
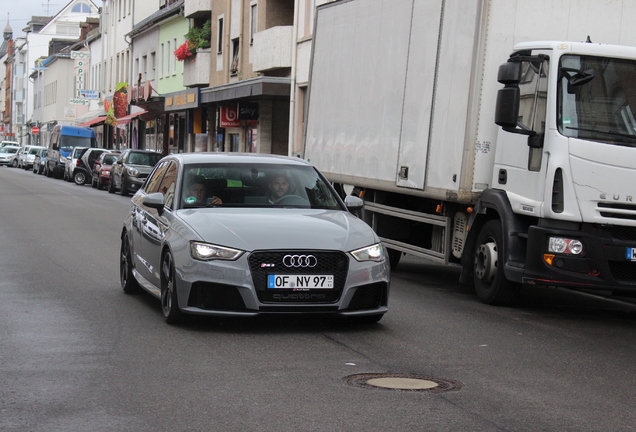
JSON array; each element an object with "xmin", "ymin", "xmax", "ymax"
[{"xmin": 267, "ymin": 173, "xmax": 290, "ymax": 204}]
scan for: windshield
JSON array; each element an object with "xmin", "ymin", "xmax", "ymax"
[
  {"xmin": 103, "ymin": 155, "xmax": 118, "ymax": 165},
  {"xmin": 558, "ymin": 55, "xmax": 636, "ymax": 146},
  {"xmin": 0, "ymin": 147, "xmax": 17, "ymax": 154},
  {"xmin": 180, "ymin": 163, "xmax": 344, "ymax": 210},
  {"xmin": 128, "ymin": 152, "xmax": 163, "ymax": 166},
  {"xmin": 59, "ymin": 136, "xmax": 97, "ymax": 156}
]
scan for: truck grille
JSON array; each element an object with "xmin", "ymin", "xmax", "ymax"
[
  {"xmin": 248, "ymin": 251, "xmax": 349, "ymax": 303},
  {"xmin": 597, "ymin": 203, "xmax": 636, "ymax": 221}
]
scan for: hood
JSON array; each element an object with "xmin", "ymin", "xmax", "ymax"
[
  {"xmin": 569, "ymin": 138, "xmax": 636, "ymax": 224},
  {"xmin": 176, "ymin": 208, "xmax": 378, "ymax": 252}
]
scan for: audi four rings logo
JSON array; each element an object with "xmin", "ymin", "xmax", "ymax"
[{"xmin": 283, "ymin": 254, "xmax": 318, "ymax": 268}]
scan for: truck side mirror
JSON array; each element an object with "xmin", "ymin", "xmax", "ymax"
[
  {"xmin": 494, "ymin": 62, "xmax": 522, "ymax": 130},
  {"xmin": 495, "ymin": 87, "xmax": 520, "ymax": 130}
]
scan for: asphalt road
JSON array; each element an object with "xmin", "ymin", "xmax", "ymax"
[{"xmin": 1, "ymin": 165, "xmax": 635, "ymax": 432}]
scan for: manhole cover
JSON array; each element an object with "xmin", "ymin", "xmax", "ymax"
[{"xmin": 343, "ymin": 373, "xmax": 462, "ymax": 393}]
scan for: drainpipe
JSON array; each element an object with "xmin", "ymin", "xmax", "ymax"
[{"xmin": 287, "ymin": 0, "xmax": 300, "ymax": 157}]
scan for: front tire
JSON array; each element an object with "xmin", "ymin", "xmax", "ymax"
[
  {"xmin": 119, "ymin": 178, "xmax": 129, "ymax": 196},
  {"xmin": 120, "ymin": 233, "xmax": 141, "ymax": 294},
  {"xmin": 161, "ymin": 252, "xmax": 184, "ymax": 324},
  {"xmin": 473, "ymin": 220, "xmax": 520, "ymax": 305},
  {"xmin": 74, "ymin": 171, "xmax": 86, "ymax": 185},
  {"xmin": 108, "ymin": 176, "xmax": 116, "ymax": 193}
]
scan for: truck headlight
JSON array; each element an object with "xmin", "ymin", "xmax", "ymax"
[
  {"xmin": 190, "ymin": 241, "xmax": 244, "ymax": 261},
  {"xmin": 350, "ymin": 243, "xmax": 385, "ymax": 262},
  {"xmin": 548, "ymin": 237, "xmax": 584, "ymax": 255}
]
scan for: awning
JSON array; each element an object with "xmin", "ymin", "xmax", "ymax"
[
  {"xmin": 201, "ymin": 77, "xmax": 291, "ymax": 104},
  {"xmin": 77, "ymin": 116, "xmax": 107, "ymax": 127},
  {"xmin": 116, "ymin": 110, "xmax": 149, "ymax": 125}
]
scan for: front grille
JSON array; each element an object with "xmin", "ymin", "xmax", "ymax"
[
  {"xmin": 598, "ymin": 203, "xmax": 636, "ymax": 221},
  {"xmin": 608, "ymin": 261, "xmax": 636, "ymax": 285},
  {"xmin": 188, "ymin": 282, "xmax": 249, "ymax": 310},
  {"xmin": 604, "ymin": 225, "xmax": 636, "ymax": 243},
  {"xmin": 348, "ymin": 283, "xmax": 387, "ymax": 310},
  {"xmin": 248, "ymin": 250, "xmax": 349, "ymax": 303}
]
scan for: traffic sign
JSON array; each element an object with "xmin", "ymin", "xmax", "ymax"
[{"xmin": 31, "ymin": 126, "xmax": 39, "ymax": 134}]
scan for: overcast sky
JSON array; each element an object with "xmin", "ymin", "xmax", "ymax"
[{"xmin": 5, "ymin": 0, "xmax": 70, "ymax": 38}]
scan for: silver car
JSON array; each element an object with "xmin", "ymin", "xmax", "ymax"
[{"xmin": 120, "ymin": 153, "xmax": 390, "ymax": 324}]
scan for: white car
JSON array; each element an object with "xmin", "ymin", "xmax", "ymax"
[
  {"xmin": 0, "ymin": 140, "xmax": 20, "ymax": 148},
  {"xmin": 0, "ymin": 145, "xmax": 20, "ymax": 166},
  {"xmin": 63, "ymin": 147, "xmax": 88, "ymax": 182},
  {"xmin": 18, "ymin": 145, "xmax": 46, "ymax": 170}
]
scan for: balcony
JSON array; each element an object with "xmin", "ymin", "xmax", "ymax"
[
  {"xmin": 251, "ymin": 26, "xmax": 292, "ymax": 73},
  {"xmin": 183, "ymin": 49, "xmax": 211, "ymax": 87},
  {"xmin": 184, "ymin": 0, "xmax": 211, "ymax": 19}
]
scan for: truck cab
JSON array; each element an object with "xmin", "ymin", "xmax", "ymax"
[
  {"xmin": 46, "ymin": 125, "xmax": 97, "ymax": 179},
  {"xmin": 469, "ymin": 41, "xmax": 636, "ymax": 303}
]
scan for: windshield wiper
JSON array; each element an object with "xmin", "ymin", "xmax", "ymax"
[{"xmin": 565, "ymin": 126, "xmax": 636, "ymax": 144}]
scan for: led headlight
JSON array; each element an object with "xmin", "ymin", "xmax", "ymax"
[
  {"xmin": 350, "ymin": 243, "xmax": 385, "ymax": 262},
  {"xmin": 190, "ymin": 241, "xmax": 244, "ymax": 261},
  {"xmin": 548, "ymin": 237, "xmax": 584, "ymax": 255},
  {"xmin": 127, "ymin": 166, "xmax": 139, "ymax": 177}
]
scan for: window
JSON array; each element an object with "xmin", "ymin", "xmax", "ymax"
[
  {"xmin": 166, "ymin": 40, "xmax": 171, "ymax": 75},
  {"xmin": 150, "ymin": 52, "xmax": 156, "ymax": 81},
  {"xmin": 159, "ymin": 43, "xmax": 164, "ymax": 77},
  {"xmin": 173, "ymin": 38, "xmax": 177, "ymax": 75},
  {"xmin": 217, "ymin": 17, "xmax": 224, "ymax": 54},
  {"xmin": 230, "ymin": 39, "xmax": 239, "ymax": 75},
  {"xmin": 250, "ymin": 4, "xmax": 258, "ymax": 44},
  {"xmin": 71, "ymin": 2, "xmax": 91, "ymax": 13}
]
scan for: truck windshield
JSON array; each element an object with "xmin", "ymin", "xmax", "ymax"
[
  {"xmin": 59, "ymin": 135, "xmax": 97, "ymax": 152},
  {"xmin": 558, "ymin": 55, "xmax": 636, "ymax": 146}
]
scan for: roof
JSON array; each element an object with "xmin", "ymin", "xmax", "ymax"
[
  {"xmin": 127, "ymin": 0, "xmax": 184, "ymax": 38},
  {"xmin": 166, "ymin": 153, "xmax": 309, "ymax": 166}
]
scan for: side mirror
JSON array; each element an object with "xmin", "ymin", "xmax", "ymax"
[
  {"xmin": 143, "ymin": 192, "xmax": 165, "ymax": 213},
  {"xmin": 52, "ymin": 144, "xmax": 59, "ymax": 151},
  {"xmin": 494, "ymin": 87, "xmax": 520, "ymax": 129},
  {"xmin": 345, "ymin": 195, "xmax": 364, "ymax": 212}
]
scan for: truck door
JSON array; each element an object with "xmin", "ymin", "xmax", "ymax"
[{"xmin": 493, "ymin": 54, "xmax": 550, "ymax": 215}]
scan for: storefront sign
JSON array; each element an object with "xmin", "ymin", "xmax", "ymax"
[
  {"xmin": 239, "ymin": 102, "xmax": 259, "ymax": 120},
  {"xmin": 165, "ymin": 88, "xmax": 200, "ymax": 111},
  {"xmin": 220, "ymin": 106, "xmax": 241, "ymax": 128}
]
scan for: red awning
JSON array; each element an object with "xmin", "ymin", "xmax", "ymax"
[
  {"xmin": 116, "ymin": 110, "xmax": 149, "ymax": 125},
  {"xmin": 77, "ymin": 116, "xmax": 107, "ymax": 127}
]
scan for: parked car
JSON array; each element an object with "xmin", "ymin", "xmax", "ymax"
[
  {"xmin": 0, "ymin": 145, "xmax": 20, "ymax": 166},
  {"xmin": 63, "ymin": 147, "xmax": 87, "ymax": 182},
  {"xmin": 109, "ymin": 149, "xmax": 163, "ymax": 196},
  {"xmin": 91, "ymin": 151, "xmax": 121, "ymax": 189},
  {"xmin": 19, "ymin": 145, "xmax": 46, "ymax": 170},
  {"xmin": 1, "ymin": 140, "xmax": 20, "ymax": 148},
  {"xmin": 120, "ymin": 153, "xmax": 390, "ymax": 324},
  {"xmin": 32, "ymin": 148, "xmax": 48, "ymax": 174},
  {"xmin": 71, "ymin": 148, "xmax": 109, "ymax": 185}
]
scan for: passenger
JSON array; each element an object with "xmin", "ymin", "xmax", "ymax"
[
  {"xmin": 185, "ymin": 179, "xmax": 222, "ymax": 205},
  {"xmin": 267, "ymin": 173, "xmax": 290, "ymax": 204}
]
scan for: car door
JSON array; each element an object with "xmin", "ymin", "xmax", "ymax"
[
  {"xmin": 112, "ymin": 151, "xmax": 128, "ymax": 189},
  {"xmin": 130, "ymin": 160, "xmax": 169, "ymax": 282},
  {"xmin": 140, "ymin": 161, "xmax": 178, "ymax": 286}
]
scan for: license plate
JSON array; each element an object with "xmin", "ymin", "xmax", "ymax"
[
  {"xmin": 268, "ymin": 275, "xmax": 334, "ymax": 289},
  {"xmin": 626, "ymin": 248, "xmax": 636, "ymax": 261}
]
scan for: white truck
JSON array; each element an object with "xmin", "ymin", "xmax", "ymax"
[{"xmin": 303, "ymin": 0, "xmax": 636, "ymax": 304}]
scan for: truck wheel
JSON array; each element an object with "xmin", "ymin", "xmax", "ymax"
[
  {"xmin": 473, "ymin": 220, "xmax": 520, "ymax": 305},
  {"xmin": 387, "ymin": 248, "xmax": 402, "ymax": 270}
]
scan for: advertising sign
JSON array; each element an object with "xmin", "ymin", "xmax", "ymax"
[{"xmin": 220, "ymin": 106, "xmax": 241, "ymax": 128}]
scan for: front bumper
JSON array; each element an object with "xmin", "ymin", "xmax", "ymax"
[
  {"xmin": 524, "ymin": 224, "xmax": 636, "ymax": 292},
  {"xmin": 174, "ymin": 250, "xmax": 390, "ymax": 317}
]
